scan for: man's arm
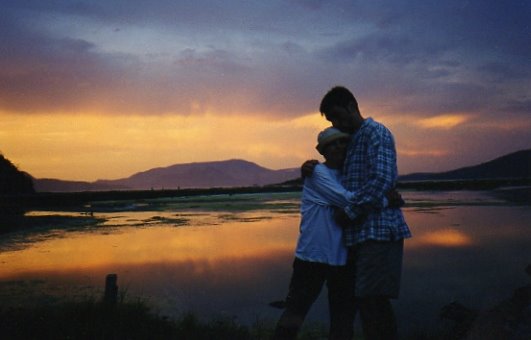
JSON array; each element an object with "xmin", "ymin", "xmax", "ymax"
[
  {"xmin": 335, "ymin": 189, "xmax": 404, "ymax": 228},
  {"xmin": 308, "ymin": 165, "xmax": 404, "ymax": 210}
]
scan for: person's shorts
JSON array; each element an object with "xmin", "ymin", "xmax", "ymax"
[{"xmin": 349, "ymin": 239, "xmax": 404, "ymax": 299}]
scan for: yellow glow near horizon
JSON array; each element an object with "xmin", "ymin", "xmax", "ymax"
[
  {"xmin": 416, "ymin": 114, "xmax": 470, "ymax": 129},
  {"xmin": 398, "ymin": 149, "xmax": 449, "ymax": 157},
  {"xmin": 1, "ymin": 111, "xmax": 329, "ymax": 181},
  {"xmin": 4, "ymin": 107, "xmax": 523, "ymax": 181}
]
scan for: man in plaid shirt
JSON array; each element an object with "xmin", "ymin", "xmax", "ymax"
[{"xmin": 307, "ymin": 86, "xmax": 411, "ymax": 339}]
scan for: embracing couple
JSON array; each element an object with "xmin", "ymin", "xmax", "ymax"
[{"xmin": 273, "ymin": 86, "xmax": 412, "ymax": 340}]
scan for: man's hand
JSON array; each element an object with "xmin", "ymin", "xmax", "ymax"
[
  {"xmin": 334, "ymin": 209, "xmax": 352, "ymax": 228},
  {"xmin": 301, "ymin": 159, "xmax": 319, "ymax": 178},
  {"xmin": 386, "ymin": 188, "xmax": 405, "ymax": 208},
  {"xmin": 334, "ymin": 208, "xmax": 367, "ymax": 229}
]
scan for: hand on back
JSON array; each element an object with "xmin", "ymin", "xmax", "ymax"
[{"xmin": 301, "ymin": 159, "xmax": 319, "ymax": 178}]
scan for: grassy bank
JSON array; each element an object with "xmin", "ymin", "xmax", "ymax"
[{"xmin": 0, "ymin": 296, "xmax": 333, "ymax": 340}]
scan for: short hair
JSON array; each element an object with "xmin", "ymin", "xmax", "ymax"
[{"xmin": 319, "ymin": 86, "xmax": 358, "ymax": 116}]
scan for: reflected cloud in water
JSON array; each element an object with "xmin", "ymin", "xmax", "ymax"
[
  {"xmin": 0, "ymin": 213, "xmax": 298, "ymax": 277},
  {"xmin": 411, "ymin": 229, "xmax": 473, "ymax": 247}
]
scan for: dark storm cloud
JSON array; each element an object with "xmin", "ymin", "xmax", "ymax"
[
  {"xmin": 315, "ymin": 0, "xmax": 531, "ymax": 118},
  {"xmin": 500, "ymin": 98, "xmax": 531, "ymax": 115},
  {"xmin": 0, "ymin": 0, "xmax": 529, "ymax": 118}
]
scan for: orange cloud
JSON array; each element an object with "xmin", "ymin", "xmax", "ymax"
[
  {"xmin": 416, "ymin": 114, "xmax": 471, "ymax": 129},
  {"xmin": 398, "ymin": 149, "xmax": 449, "ymax": 157}
]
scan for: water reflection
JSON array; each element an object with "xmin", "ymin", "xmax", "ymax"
[
  {"xmin": 400, "ymin": 203, "xmax": 531, "ymax": 334},
  {"xmin": 0, "ymin": 191, "xmax": 530, "ymax": 335},
  {"xmin": 0, "ymin": 213, "xmax": 298, "ymax": 277}
]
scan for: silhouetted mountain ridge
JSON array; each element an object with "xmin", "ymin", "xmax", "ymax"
[
  {"xmin": 35, "ymin": 159, "xmax": 299, "ymax": 192},
  {"xmin": 31, "ymin": 149, "xmax": 531, "ymax": 192},
  {"xmin": 398, "ymin": 149, "xmax": 530, "ymax": 181},
  {"xmin": 94, "ymin": 159, "xmax": 298, "ymax": 190}
]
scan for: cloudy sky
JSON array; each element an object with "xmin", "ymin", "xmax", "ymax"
[{"xmin": 1, "ymin": 0, "xmax": 530, "ymax": 181}]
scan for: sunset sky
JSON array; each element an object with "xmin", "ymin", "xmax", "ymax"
[{"xmin": 1, "ymin": 0, "xmax": 530, "ymax": 181}]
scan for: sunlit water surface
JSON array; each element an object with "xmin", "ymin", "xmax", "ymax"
[{"xmin": 0, "ymin": 191, "xmax": 529, "ymax": 335}]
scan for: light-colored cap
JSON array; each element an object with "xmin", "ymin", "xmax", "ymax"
[{"xmin": 316, "ymin": 127, "xmax": 350, "ymax": 153}]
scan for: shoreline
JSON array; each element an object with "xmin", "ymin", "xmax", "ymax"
[{"xmin": 1, "ymin": 178, "xmax": 530, "ymax": 211}]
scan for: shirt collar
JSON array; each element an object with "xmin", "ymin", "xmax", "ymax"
[{"xmin": 353, "ymin": 117, "xmax": 373, "ymax": 137}]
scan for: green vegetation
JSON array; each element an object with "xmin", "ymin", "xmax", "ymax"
[
  {"xmin": 0, "ymin": 191, "xmax": 300, "ymax": 234},
  {"xmin": 0, "ymin": 213, "xmax": 103, "ymax": 235},
  {"xmin": 0, "ymin": 154, "xmax": 34, "ymax": 196},
  {"xmin": 0, "ymin": 153, "xmax": 35, "ymax": 217},
  {"xmin": 136, "ymin": 191, "xmax": 300, "ymax": 213}
]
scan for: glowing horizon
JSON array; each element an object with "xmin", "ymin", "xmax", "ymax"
[{"xmin": 1, "ymin": 1, "xmax": 530, "ymax": 181}]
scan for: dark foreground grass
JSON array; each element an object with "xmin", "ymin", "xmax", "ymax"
[
  {"xmin": 5, "ymin": 291, "xmax": 529, "ymax": 340},
  {"xmin": 0, "ymin": 298, "xmax": 180, "ymax": 340},
  {"xmin": 0, "ymin": 297, "xmax": 333, "ymax": 340}
]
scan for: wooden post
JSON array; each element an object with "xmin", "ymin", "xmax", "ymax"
[{"xmin": 104, "ymin": 273, "xmax": 118, "ymax": 306}]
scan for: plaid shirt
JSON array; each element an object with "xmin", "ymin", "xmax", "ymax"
[{"xmin": 342, "ymin": 118, "xmax": 411, "ymax": 245}]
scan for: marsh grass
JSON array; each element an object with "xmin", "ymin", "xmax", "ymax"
[
  {"xmin": 134, "ymin": 192, "xmax": 301, "ymax": 213},
  {"xmin": 0, "ymin": 213, "xmax": 106, "ymax": 252},
  {"xmin": 0, "ymin": 214, "xmax": 104, "ymax": 235},
  {"xmin": 0, "ymin": 296, "xmax": 179, "ymax": 339},
  {"xmin": 0, "ymin": 295, "xmax": 334, "ymax": 340}
]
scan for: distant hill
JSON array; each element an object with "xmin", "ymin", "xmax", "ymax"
[
  {"xmin": 34, "ymin": 159, "xmax": 299, "ymax": 192},
  {"xmin": 399, "ymin": 149, "xmax": 531, "ymax": 181},
  {"xmin": 31, "ymin": 149, "xmax": 531, "ymax": 192},
  {"xmin": 33, "ymin": 179, "xmax": 128, "ymax": 192}
]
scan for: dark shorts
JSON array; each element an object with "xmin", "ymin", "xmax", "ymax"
[{"xmin": 349, "ymin": 239, "xmax": 404, "ymax": 299}]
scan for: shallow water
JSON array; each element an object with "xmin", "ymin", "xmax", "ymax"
[{"xmin": 0, "ymin": 191, "xmax": 529, "ymax": 335}]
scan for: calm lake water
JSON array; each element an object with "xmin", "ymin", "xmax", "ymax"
[{"xmin": 1, "ymin": 190, "xmax": 530, "ymax": 335}]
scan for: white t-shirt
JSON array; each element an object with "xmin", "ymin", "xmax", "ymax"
[{"xmin": 294, "ymin": 163, "xmax": 355, "ymax": 266}]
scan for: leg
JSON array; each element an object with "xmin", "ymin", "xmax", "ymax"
[
  {"xmin": 354, "ymin": 240, "xmax": 404, "ymax": 340},
  {"xmin": 273, "ymin": 259, "xmax": 327, "ymax": 340},
  {"xmin": 358, "ymin": 296, "xmax": 397, "ymax": 340},
  {"xmin": 327, "ymin": 263, "xmax": 357, "ymax": 340}
]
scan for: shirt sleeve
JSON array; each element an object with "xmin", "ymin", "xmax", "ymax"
[
  {"xmin": 308, "ymin": 165, "xmax": 358, "ymax": 208},
  {"xmin": 344, "ymin": 126, "xmax": 396, "ymax": 220}
]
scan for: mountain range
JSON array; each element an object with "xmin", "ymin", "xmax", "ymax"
[
  {"xmin": 32, "ymin": 149, "xmax": 530, "ymax": 192},
  {"xmin": 398, "ymin": 149, "xmax": 531, "ymax": 181},
  {"xmin": 34, "ymin": 159, "xmax": 299, "ymax": 192}
]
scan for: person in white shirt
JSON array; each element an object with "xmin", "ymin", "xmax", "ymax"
[{"xmin": 273, "ymin": 127, "xmax": 363, "ymax": 339}]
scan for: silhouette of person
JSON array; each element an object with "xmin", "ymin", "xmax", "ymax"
[
  {"xmin": 302, "ymin": 86, "xmax": 411, "ymax": 340},
  {"xmin": 273, "ymin": 127, "xmax": 404, "ymax": 340}
]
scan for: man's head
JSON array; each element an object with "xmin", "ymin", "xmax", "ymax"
[
  {"xmin": 316, "ymin": 127, "xmax": 350, "ymax": 167},
  {"xmin": 319, "ymin": 86, "xmax": 364, "ymax": 134}
]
